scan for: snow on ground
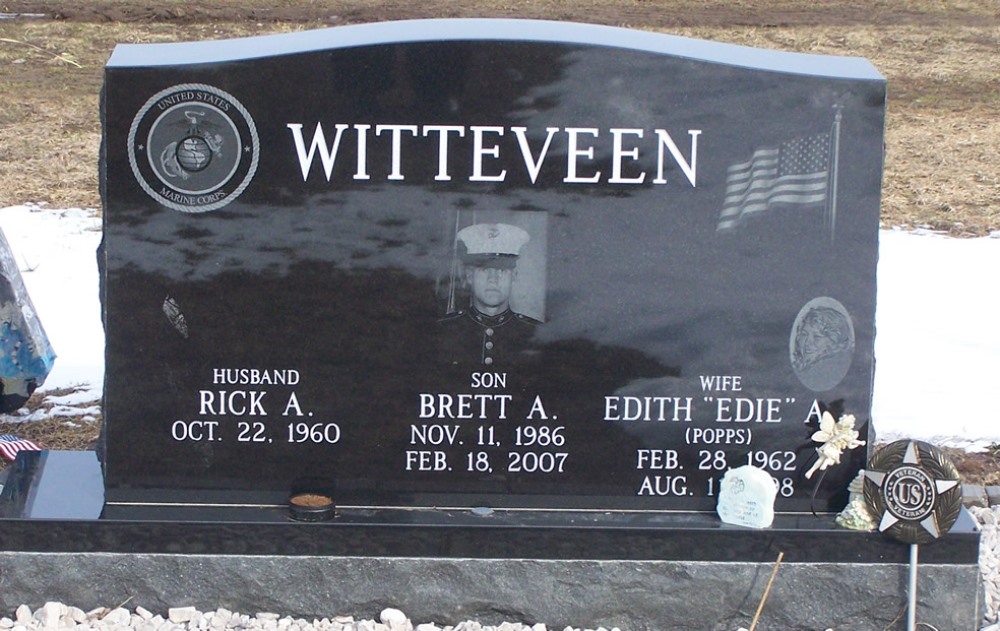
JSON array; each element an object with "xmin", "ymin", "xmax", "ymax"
[
  {"xmin": 873, "ymin": 228, "xmax": 1000, "ymax": 450},
  {"xmin": 2, "ymin": 204, "xmax": 1000, "ymax": 449},
  {"xmin": 1, "ymin": 205, "xmax": 103, "ymax": 409}
]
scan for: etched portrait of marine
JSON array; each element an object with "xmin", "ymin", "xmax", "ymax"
[{"xmin": 438, "ymin": 221, "xmax": 545, "ymax": 368}]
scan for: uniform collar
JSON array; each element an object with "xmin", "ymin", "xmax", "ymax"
[{"xmin": 468, "ymin": 306, "xmax": 513, "ymax": 327}]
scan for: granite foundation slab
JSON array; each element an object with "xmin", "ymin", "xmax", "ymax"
[
  {"xmin": 986, "ymin": 486, "xmax": 1000, "ymax": 507},
  {"xmin": 0, "ymin": 452, "xmax": 984, "ymax": 631},
  {"xmin": 0, "ymin": 553, "xmax": 983, "ymax": 631}
]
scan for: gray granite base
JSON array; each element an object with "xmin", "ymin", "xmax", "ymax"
[
  {"xmin": 0, "ymin": 552, "xmax": 982, "ymax": 631},
  {"xmin": 0, "ymin": 454, "xmax": 986, "ymax": 629}
]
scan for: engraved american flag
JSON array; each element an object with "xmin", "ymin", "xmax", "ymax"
[{"xmin": 717, "ymin": 132, "xmax": 832, "ymax": 231}]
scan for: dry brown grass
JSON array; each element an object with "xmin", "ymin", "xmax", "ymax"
[
  {"xmin": 0, "ymin": 20, "xmax": 312, "ymax": 210},
  {"xmin": 672, "ymin": 24, "xmax": 1000, "ymax": 235},
  {"xmin": 942, "ymin": 447, "xmax": 1000, "ymax": 487},
  {"xmin": 1, "ymin": 4, "xmax": 997, "ymax": 232},
  {"xmin": 0, "ymin": 414, "xmax": 100, "ymax": 452},
  {"xmin": 0, "ymin": 387, "xmax": 101, "ymax": 473}
]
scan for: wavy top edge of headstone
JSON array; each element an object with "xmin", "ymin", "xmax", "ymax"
[{"xmin": 106, "ymin": 18, "xmax": 884, "ymax": 81}]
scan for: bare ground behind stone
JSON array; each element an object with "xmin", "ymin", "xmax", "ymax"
[{"xmin": 1, "ymin": 1, "xmax": 996, "ymax": 232}]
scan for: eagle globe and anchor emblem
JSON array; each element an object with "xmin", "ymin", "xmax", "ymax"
[
  {"xmin": 164, "ymin": 111, "xmax": 221, "ymax": 177},
  {"xmin": 128, "ymin": 84, "xmax": 259, "ymax": 213}
]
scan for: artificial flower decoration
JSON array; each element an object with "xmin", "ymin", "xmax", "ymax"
[{"xmin": 805, "ymin": 411, "xmax": 866, "ymax": 479}]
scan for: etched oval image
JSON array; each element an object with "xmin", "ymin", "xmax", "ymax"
[{"xmin": 789, "ymin": 297, "xmax": 855, "ymax": 391}]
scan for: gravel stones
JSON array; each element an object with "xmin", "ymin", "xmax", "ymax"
[
  {"xmin": 0, "ymin": 606, "xmax": 616, "ymax": 631},
  {"xmin": 971, "ymin": 505, "xmax": 1000, "ymax": 627},
  {"xmin": 168, "ymin": 608, "xmax": 200, "ymax": 624},
  {"xmin": 378, "ymin": 609, "xmax": 408, "ymax": 629}
]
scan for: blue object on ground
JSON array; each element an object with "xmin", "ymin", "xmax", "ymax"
[{"xmin": 0, "ymin": 227, "xmax": 56, "ymax": 412}]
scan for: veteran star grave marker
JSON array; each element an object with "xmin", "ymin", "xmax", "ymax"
[{"xmin": 100, "ymin": 19, "xmax": 885, "ymax": 513}]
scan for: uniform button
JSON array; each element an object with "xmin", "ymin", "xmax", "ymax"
[
  {"xmin": 484, "ymin": 357, "xmax": 494, "ymax": 365},
  {"xmin": 485, "ymin": 341, "xmax": 494, "ymax": 350},
  {"xmin": 486, "ymin": 328, "xmax": 494, "ymax": 336}
]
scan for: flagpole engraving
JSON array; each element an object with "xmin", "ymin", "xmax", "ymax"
[
  {"xmin": 827, "ymin": 104, "xmax": 844, "ymax": 244},
  {"xmin": 716, "ymin": 110, "xmax": 845, "ymax": 234}
]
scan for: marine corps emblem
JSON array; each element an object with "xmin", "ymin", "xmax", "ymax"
[{"xmin": 128, "ymin": 84, "xmax": 259, "ymax": 213}]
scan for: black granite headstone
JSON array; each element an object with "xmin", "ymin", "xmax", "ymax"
[{"xmin": 100, "ymin": 19, "xmax": 885, "ymax": 513}]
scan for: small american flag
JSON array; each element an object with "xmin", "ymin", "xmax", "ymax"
[
  {"xmin": 717, "ymin": 132, "xmax": 832, "ymax": 231},
  {"xmin": 0, "ymin": 434, "xmax": 42, "ymax": 462}
]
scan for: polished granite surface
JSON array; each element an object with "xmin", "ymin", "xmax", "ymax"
[{"xmin": 0, "ymin": 451, "xmax": 979, "ymax": 564}]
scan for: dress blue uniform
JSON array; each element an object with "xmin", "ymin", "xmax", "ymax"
[
  {"xmin": 439, "ymin": 306, "xmax": 540, "ymax": 367},
  {"xmin": 439, "ymin": 222, "xmax": 540, "ymax": 367}
]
